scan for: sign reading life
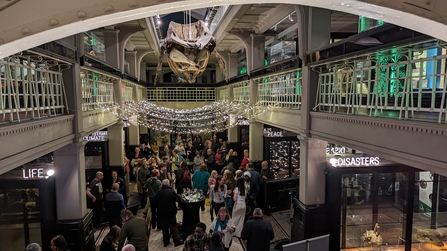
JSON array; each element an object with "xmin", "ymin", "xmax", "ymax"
[
  {"xmin": 22, "ymin": 168, "xmax": 44, "ymax": 179},
  {"xmin": 330, "ymin": 156, "xmax": 380, "ymax": 167}
]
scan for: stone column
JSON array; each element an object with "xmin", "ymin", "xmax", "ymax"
[
  {"xmin": 140, "ymin": 62, "xmax": 147, "ymax": 82},
  {"xmin": 103, "ymin": 29, "xmax": 120, "ymax": 69},
  {"xmin": 227, "ymin": 85, "xmax": 238, "ymax": 143},
  {"xmin": 215, "ymin": 63, "xmax": 224, "ymax": 82},
  {"xmin": 227, "ymin": 53, "xmax": 239, "ymax": 78},
  {"xmin": 247, "ymin": 34, "xmax": 265, "ymax": 73},
  {"xmin": 125, "ymin": 50, "xmax": 138, "ymax": 78},
  {"xmin": 108, "ymin": 122, "xmax": 125, "ymax": 166}
]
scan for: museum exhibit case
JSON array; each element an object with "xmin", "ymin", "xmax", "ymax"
[{"xmin": 324, "ymin": 150, "xmax": 447, "ymax": 251}]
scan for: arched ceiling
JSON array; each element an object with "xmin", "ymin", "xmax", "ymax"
[{"xmin": 0, "ymin": 0, "xmax": 447, "ymax": 58}]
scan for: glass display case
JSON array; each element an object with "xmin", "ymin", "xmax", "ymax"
[
  {"xmin": 84, "ymin": 31, "xmax": 106, "ymax": 62},
  {"xmin": 264, "ymin": 136, "xmax": 299, "ymax": 179}
]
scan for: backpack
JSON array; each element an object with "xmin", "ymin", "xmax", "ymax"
[{"xmin": 182, "ymin": 168, "xmax": 191, "ymax": 183}]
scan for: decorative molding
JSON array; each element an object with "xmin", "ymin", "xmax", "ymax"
[
  {"xmin": 311, "ymin": 112, "xmax": 447, "ymax": 136},
  {"xmin": 0, "ymin": 116, "xmax": 74, "ymax": 137}
]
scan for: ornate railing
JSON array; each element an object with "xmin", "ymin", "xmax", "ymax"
[
  {"xmin": 0, "ymin": 52, "xmax": 68, "ymax": 123},
  {"xmin": 253, "ymin": 68, "xmax": 302, "ymax": 109},
  {"xmin": 147, "ymin": 87, "xmax": 215, "ymax": 102},
  {"xmin": 231, "ymin": 80, "xmax": 250, "ymax": 103},
  {"xmin": 121, "ymin": 79, "xmax": 136, "ymax": 102},
  {"xmin": 216, "ymin": 86, "xmax": 228, "ymax": 101},
  {"xmin": 312, "ymin": 39, "xmax": 447, "ymax": 124},
  {"xmin": 137, "ymin": 86, "xmax": 146, "ymax": 101},
  {"xmin": 80, "ymin": 67, "xmax": 117, "ymax": 111}
]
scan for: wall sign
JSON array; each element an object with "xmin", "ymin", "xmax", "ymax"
[
  {"xmin": 84, "ymin": 131, "xmax": 108, "ymax": 142},
  {"xmin": 326, "ymin": 146, "xmax": 346, "ymax": 155},
  {"xmin": 330, "ymin": 156, "xmax": 380, "ymax": 167},
  {"xmin": 263, "ymin": 127, "xmax": 283, "ymax": 137},
  {"xmin": 22, "ymin": 168, "xmax": 45, "ymax": 179}
]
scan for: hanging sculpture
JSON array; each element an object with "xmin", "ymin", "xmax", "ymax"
[{"xmin": 154, "ymin": 19, "xmax": 227, "ymax": 85}]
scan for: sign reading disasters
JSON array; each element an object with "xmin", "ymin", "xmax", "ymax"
[
  {"xmin": 330, "ymin": 156, "xmax": 380, "ymax": 167},
  {"xmin": 84, "ymin": 131, "xmax": 108, "ymax": 142}
]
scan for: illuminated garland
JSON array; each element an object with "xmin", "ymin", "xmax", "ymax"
[{"xmin": 100, "ymin": 100, "xmax": 278, "ymax": 134}]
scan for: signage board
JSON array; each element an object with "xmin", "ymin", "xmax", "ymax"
[
  {"xmin": 330, "ymin": 156, "xmax": 380, "ymax": 167},
  {"xmin": 22, "ymin": 167, "xmax": 45, "ymax": 179},
  {"xmin": 84, "ymin": 131, "xmax": 108, "ymax": 142}
]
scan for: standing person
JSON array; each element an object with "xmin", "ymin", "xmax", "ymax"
[
  {"xmin": 259, "ymin": 161, "xmax": 275, "ymax": 210},
  {"xmin": 192, "ymin": 164, "xmax": 210, "ymax": 211},
  {"xmin": 144, "ymin": 169, "xmax": 162, "ymax": 229},
  {"xmin": 162, "ymin": 156, "xmax": 173, "ymax": 182},
  {"xmin": 104, "ymin": 183, "xmax": 126, "ymax": 228},
  {"xmin": 241, "ymin": 208, "xmax": 274, "ymax": 251},
  {"xmin": 186, "ymin": 140, "xmax": 196, "ymax": 162},
  {"xmin": 118, "ymin": 209, "xmax": 149, "ymax": 251},
  {"xmin": 100, "ymin": 225, "xmax": 121, "ymax": 251},
  {"xmin": 183, "ymin": 222, "xmax": 211, "ymax": 251},
  {"xmin": 107, "ymin": 170, "xmax": 125, "ymax": 198},
  {"xmin": 211, "ymin": 135, "xmax": 221, "ymax": 153},
  {"xmin": 193, "ymin": 151, "xmax": 204, "ymax": 173},
  {"xmin": 207, "ymin": 170, "xmax": 218, "ymax": 220},
  {"xmin": 206, "ymin": 149, "xmax": 216, "ymax": 173},
  {"xmin": 246, "ymin": 162, "xmax": 262, "ymax": 209},
  {"xmin": 155, "ymin": 179, "xmax": 184, "ymax": 247},
  {"xmin": 223, "ymin": 170, "xmax": 236, "ymax": 217},
  {"xmin": 26, "ymin": 243, "xmax": 42, "ymax": 251},
  {"xmin": 50, "ymin": 235, "xmax": 70, "ymax": 251},
  {"xmin": 241, "ymin": 149, "xmax": 250, "ymax": 171},
  {"xmin": 86, "ymin": 171, "xmax": 104, "ymax": 228},
  {"xmin": 209, "ymin": 207, "xmax": 235, "ymax": 251},
  {"xmin": 232, "ymin": 178, "xmax": 246, "ymax": 238},
  {"xmin": 158, "ymin": 163, "xmax": 168, "ymax": 181},
  {"xmin": 209, "ymin": 175, "xmax": 226, "ymax": 221},
  {"xmin": 171, "ymin": 149, "xmax": 184, "ymax": 178},
  {"xmin": 209, "ymin": 232, "xmax": 225, "ymax": 251},
  {"xmin": 176, "ymin": 161, "xmax": 191, "ymax": 196}
]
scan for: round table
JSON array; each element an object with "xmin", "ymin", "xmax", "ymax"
[{"xmin": 180, "ymin": 198, "xmax": 205, "ymax": 238}]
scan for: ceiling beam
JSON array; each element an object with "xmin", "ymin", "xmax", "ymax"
[
  {"xmin": 140, "ymin": 18, "xmax": 161, "ymax": 59},
  {"xmin": 213, "ymin": 5, "xmax": 251, "ymax": 43},
  {"xmin": 253, "ymin": 5, "xmax": 295, "ymax": 34}
]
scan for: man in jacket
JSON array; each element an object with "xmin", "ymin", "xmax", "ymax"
[
  {"xmin": 155, "ymin": 179, "xmax": 184, "ymax": 247},
  {"xmin": 241, "ymin": 208, "xmax": 274, "ymax": 251},
  {"xmin": 144, "ymin": 169, "xmax": 162, "ymax": 229},
  {"xmin": 118, "ymin": 209, "xmax": 149, "ymax": 251}
]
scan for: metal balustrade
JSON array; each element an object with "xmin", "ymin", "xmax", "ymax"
[
  {"xmin": 121, "ymin": 80, "xmax": 135, "ymax": 103},
  {"xmin": 254, "ymin": 68, "xmax": 302, "ymax": 109},
  {"xmin": 147, "ymin": 87, "xmax": 215, "ymax": 102},
  {"xmin": 312, "ymin": 39, "xmax": 447, "ymax": 124},
  {"xmin": 137, "ymin": 86, "xmax": 146, "ymax": 101},
  {"xmin": 232, "ymin": 80, "xmax": 250, "ymax": 103},
  {"xmin": 81, "ymin": 67, "xmax": 117, "ymax": 111},
  {"xmin": 216, "ymin": 86, "xmax": 228, "ymax": 101},
  {"xmin": 0, "ymin": 53, "xmax": 68, "ymax": 123}
]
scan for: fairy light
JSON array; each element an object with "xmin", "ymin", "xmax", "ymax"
[{"xmin": 100, "ymin": 100, "xmax": 279, "ymax": 134}]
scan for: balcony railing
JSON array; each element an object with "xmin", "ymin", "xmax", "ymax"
[
  {"xmin": 232, "ymin": 80, "xmax": 250, "ymax": 103},
  {"xmin": 147, "ymin": 87, "xmax": 215, "ymax": 102},
  {"xmin": 253, "ymin": 68, "xmax": 302, "ymax": 109},
  {"xmin": 121, "ymin": 79, "xmax": 135, "ymax": 103},
  {"xmin": 216, "ymin": 86, "xmax": 228, "ymax": 101},
  {"xmin": 81, "ymin": 67, "xmax": 117, "ymax": 111},
  {"xmin": 312, "ymin": 39, "xmax": 447, "ymax": 124},
  {"xmin": 0, "ymin": 52, "xmax": 68, "ymax": 123}
]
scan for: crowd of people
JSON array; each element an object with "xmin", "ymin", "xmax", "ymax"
[{"xmin": 43, "ymin": 133, "xmax": 276, "ymax": 251}]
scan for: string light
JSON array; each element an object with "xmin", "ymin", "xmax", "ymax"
[{"xmin": 100, "ymin": 100, "xmax": 279, "ymax": 134}]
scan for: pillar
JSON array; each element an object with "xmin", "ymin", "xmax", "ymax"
[
  {"xmin": 53, "ymin": 142, "xmax": 87, "ymax": 220},
  {"xmin": 128, "ymin": 115, "xmax": 140, "ymax": 146},
  {"xmin": 227, "ymin": 85, "xmax": 238, "ymax": 143},
  {"xmin": 248, "ymin": 76, "xmax": 263, "ymax": 162},
  {"xmin": 140, "ymin": 62, "xmax": 147, "ymax": 82},
  {"xmin": 126, "ymin": 50, "xmax": 138, "ymax": 77},
  {"xmin": 290, "ymin": 6, "xmax": 332, "ymax": 243},
  {"xmin": 103, "ymin": 29, "xmax": 120, "ymax": 69},
  {"xmin": 227, "ymin": 53, "xmax": 239, "ymax": 78},
  {"xmin": 216, "ymin": 63, "xmax": 224, "ymax": 82},
  {"xmin": 108, "ymin": 122, "xmax": 125, "ymax": 166},
  {"xmin": 247, "ymin": 34, "xmax": 265, "ymax": 73}
]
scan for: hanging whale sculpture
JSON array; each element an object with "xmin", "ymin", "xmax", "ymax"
[{"xmin": 154, "ymin": 20, "xmax": 227, "ymax": 84}]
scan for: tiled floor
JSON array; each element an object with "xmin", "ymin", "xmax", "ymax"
[{"xmin": 96, "ymin": 204, "xmax": 289, "ymax": 251}]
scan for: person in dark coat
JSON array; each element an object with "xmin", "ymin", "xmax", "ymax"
[
  {"xmin": 241, "ymin": 208, "xmax": 274, "ymax": 251},
  {"xmin": 155, "ymin": 179, "xmax": 184, "ymax": 247},
  {"xmin": 100, "ymin": 225, "xmax": 121, "ymax": 251},
  {"xmin": 176, "ymin": 161, "xmax": 191, "ymax": 195}
]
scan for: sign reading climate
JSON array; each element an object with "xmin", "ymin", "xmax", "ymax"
[{"xmin": 330, "ymin": 156, "xmax": 380, "ymax": 167}]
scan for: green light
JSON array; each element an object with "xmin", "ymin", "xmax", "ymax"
[
  {"xmin": 295, "ymin": 70, "xmax": 302, "ymax": 95},
  {"xmin": 90, "ymin": 37, "xmax": 96, "ymax": 46},
  {"xmin": 240, "ymin": 67, "xmax": 247, "ymax": 75},
  {"xmin": 264, "ymin": 59, "xmax": 268, "ymax": 66}
]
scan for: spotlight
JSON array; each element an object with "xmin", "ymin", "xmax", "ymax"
[{"xmin": 157, "ymin": 19, "xmax": 161, "ymax": 25}]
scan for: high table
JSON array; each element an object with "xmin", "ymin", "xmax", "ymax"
[{"xmin": 180, "ymin": 197, "xmax": 205, "ymax": 238}]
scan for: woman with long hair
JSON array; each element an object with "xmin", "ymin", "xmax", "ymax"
[
  {"xmin": 50, "ymin": 235, "xmax": 70, "ymax": 251},
  {"xmin": 209, "ymin": 207, "xmax": 235, "ymax": 251},
  {"xmin": 100, "ymin": 225, "xmax": 121, "ymax": 251},
  {"xmin": 207, "ymin": 170, "xmax": 218, "ymax": 220},
  {"xmin": 232, "ymin": 178, "xmax": 246, "ymax": 238},
  {"xmin": 223, "ymin": 170, "xmax": 236, "ymax": 217},
  {"xmin": 209, "ymin": 175, "xmax": 227, "ymax": 221}
]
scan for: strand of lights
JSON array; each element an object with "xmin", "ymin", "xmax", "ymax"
[{"xmin": 100, "ymin": 100, "xmax": 278, "ymax": 134}]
